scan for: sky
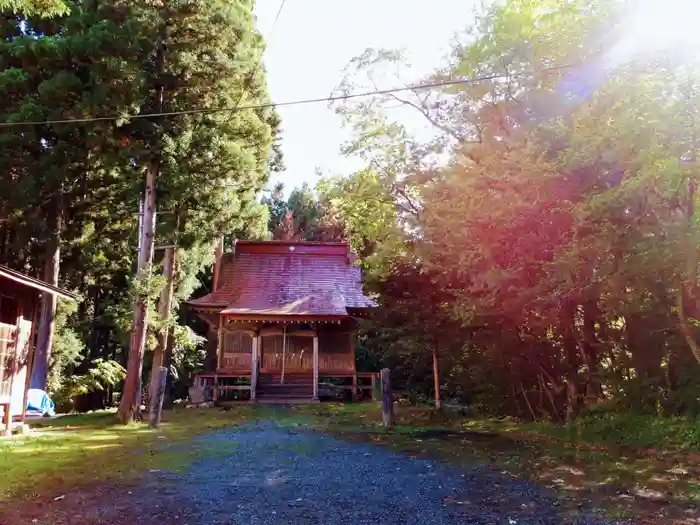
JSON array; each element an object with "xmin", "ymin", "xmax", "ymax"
[{"xmin": 253, "ymin": 0, "xmax": 480, "ymax": 194}]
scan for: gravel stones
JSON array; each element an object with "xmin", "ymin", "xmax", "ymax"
[{"xmin": 90, "ymin": 420, "xmax": 628, "ymax": 525}]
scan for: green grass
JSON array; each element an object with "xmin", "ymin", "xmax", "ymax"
[
  {"xmin": 531, "ymin": 412, "xmax": 700, "ymax": 450},
  {"xmin": 0, "ymin": 407, "xmax": 255, "ymax": 502},
  {"xmin": 3, "ymin": 402, "xmax": 699, "ymax": 523},
  {"xmin": 288, "ymin": 403, "xmax": 700, "ymax": 522}
]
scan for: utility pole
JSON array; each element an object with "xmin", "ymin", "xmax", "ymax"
[
  {"xmin": 117, "ymin": 167, "xmax": 157, "ymax": 424},
  {"xmin": 149, "ymin": 246, "xmax": 176, "ymax": 427}
]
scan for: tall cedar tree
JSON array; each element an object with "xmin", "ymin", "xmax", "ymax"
[
  {"xmin": 0, "ymin": 0, "xmax": 279, "ymax": 416},
  {"xmin": 116, "ymin": 0, "xmax": 279, "ymax": 423}
]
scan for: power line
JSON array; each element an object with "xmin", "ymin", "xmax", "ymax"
[
  {"xmin": 270, "ymin": 0, "xmax": 288, "ymax": 33},
  {"xmin": 231, "ymin": 0, "xmax": 287, "ymax": 110},
  {"xmin": 0, "ymin": 63, "xmax": 578, "ymax": 128}
]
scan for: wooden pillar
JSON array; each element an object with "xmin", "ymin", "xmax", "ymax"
[
  {"xmin": 432, "ymin": 342, "xmax": 442, "ymax": 410},
  {"xmin": 21, "ymin": 302, "xmax": 40, "ymax": 426},
  {"xmin": 217, "ymin": 317, "xmax": 224, "ymax": 370},
  {"xmin": 251, "ymin": 333, "xmax": 259, "ymax": 401},
  {"xmin": 312, "ymin": 334, "xmax": 319, "ymax": 401},
  {"xmin": 280, "ymin": 325, "xmax": 286, "ymax": 385},
  {"xmin": 214, "ymin": 319, "xmax": 223, "ymax": 402},
  {"xmin": 381, "ymin": 368, "xmax": 394, "ymax": 427},
  {"xmin": 2, "ymin": 403, "xmax": 10, "ymax": 437},
  {"xmin": 350, "ymin": 330, "xmax": 357, "ymax": 400}
]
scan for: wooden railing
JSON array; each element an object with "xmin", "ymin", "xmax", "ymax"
[
  {"xmin": 219, "ymin": 353, "xmax": 252, "ymax": 373},
  {"xmin": 262, "ymin": 352, "xmax": 310, "ymax": 372},
  {"xmin": 319, "ymin": 353, "xmax": 354, "ymax": 373},
  {"xmin": 260, "ymin": 352, "xmax": 354, "ymax": 373}
]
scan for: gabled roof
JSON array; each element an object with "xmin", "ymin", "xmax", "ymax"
[
  {"xmin": 188, "ymin": 240, "xmax": 376, "ymax": 318},
  {"xmin": 0, "ymin": 265, "xmax": 77, "ymax": 301}
]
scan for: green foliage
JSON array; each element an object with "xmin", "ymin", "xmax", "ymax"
[
  {"xmin": 168, "ymin": 325, "xmax": 206, "ymax": 401},
  {"xmin": 0, "ymin": 0, "xmax": 69, "ymax": 17},
  {"xmin": 0, "ymin": 0, "xmax": 281, "ymax": 409},
  {"xmin": 263, "ymin": 182, "xmax": 349, "ymax": 242},
  {"xmin": 536, "ymin": 409, "xmax": 700, "ymax": 450},
  {"xmin": 46, "ymin": 300, "xmax": 85, "ymax": 396},
  {"xmin": 327, "ymin": 0, "xmax": 700, "ymax": 423},
  {"xmin": 53, "ymin": 359, "xmax": 126, "ymax": 413}
]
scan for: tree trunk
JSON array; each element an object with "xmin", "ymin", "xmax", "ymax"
[
  {"xmin": 148, "ymin": 246, "xmax": 175, "ymax": 423},
  {"xmin": 581, "ymin": 299, "xmax": 602, "ymax": 399},
  {"xmin": 560, "ymin": 299, "xmax": 581, "ymax": 422},
  {"xmin": 626, "ymin": 311, "xmax": 665, "ymax": 380},
  {"xmin": 163, "ymin": 326, "xmax": 175, "ymax": 409},
  {"xmin": 679, "ymin": 168, "xmax": 700, "ymax": 363},
  {"xmin": 432, "ymin": 340, "xmax": 441, "ymax": 410},
  {"xmin": 678, "ymin": 286, "xmax": 700, "ymax": 364},
  {"xmin": 117, "ymin": 164, "xmax": 157, "ymax": 424},
  {"xmin": 30, "ymin": 197, "xmax": 62, "ymax": 390}
]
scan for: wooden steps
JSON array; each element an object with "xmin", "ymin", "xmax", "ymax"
[{"xmin": 256, "ymin": 374, "xmax": 314, "ymax": 401}]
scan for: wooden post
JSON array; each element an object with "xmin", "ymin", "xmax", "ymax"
[
  {"xmin": 312, "ymin": 334, "xmax": 319, "ymax": 401},
  {"xmin": 149, "ymin": 367, "xmax": 167, "ymax": 428},
  {"xmin": 371, "ymin": 373, "xmax": 377, "ymax": 401},
  {"xmin": 216, "ymin": 317, "xmax": 224, "ymax": 371},
  {"xmin": 280, "ymin": 325, "xmax": 286, "ymax": 385},
  {"xmin": 381, "ymin": 368, "xmax": 394, "ymax": 427},
  {"xmin": 2, "ymin": 403, "xmax": 10, "ymax": 437},
  {"xmin": 21, "ymin": 302, "xmax": 40, "ymax": 427},
  {"xmin": 250, "ymin": 333, "xmax": 258, "ymax": 401},
  {"xmin": 352, "ymin": 374, "xmax": 358, "ymax": 401},
  {"xmin": 432, "ymin": 341, "xmax": 442, "ymax": 410}
]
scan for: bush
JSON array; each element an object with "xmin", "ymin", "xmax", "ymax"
[
  {"xmin": 46, "ymin": 302, "xmax": 85, "ymax": 397},
  {"xmin": 53, "ymin": 359, "xmax": 126, "ymax": 413},
  {"xmin": 533, "ymin": 410, "xmax": 700, "ymax": 450}
]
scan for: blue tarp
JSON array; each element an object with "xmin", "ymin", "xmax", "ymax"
[{"xmin": 27, "ymin": 389, "xmax": 55, "ymax": 416}]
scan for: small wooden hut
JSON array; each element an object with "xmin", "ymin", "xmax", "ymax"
[
  {"xmin": 0, "ymin": 265, "xmax": 76, "ymax": 435},
  {"xmin": 187, "ymin": 240, "xmax": 377, "ymax": 402}
]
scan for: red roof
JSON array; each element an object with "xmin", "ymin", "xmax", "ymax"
[{"xmin": 188, "ymin": 241, "xmax": 375, "ymax": 318}]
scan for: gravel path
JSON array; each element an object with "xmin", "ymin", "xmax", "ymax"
[{"xmin": 84, "ymin": 420, "xmax": 622, "ymax": 525}]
